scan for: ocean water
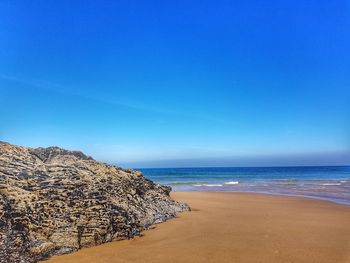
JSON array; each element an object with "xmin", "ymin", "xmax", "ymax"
[{"xmin": 139, "ymin": 166, "xmax": 350, "ymax": 205}]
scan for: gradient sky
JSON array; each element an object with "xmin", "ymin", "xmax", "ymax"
[{"xmin": 1, "ymin": 0, "xmax": 349, "ymax": 168}]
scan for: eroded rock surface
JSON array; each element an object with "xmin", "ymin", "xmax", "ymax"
[{"xmin": 0, "ymin": 141, "xmax": 189, "ymax": 263}]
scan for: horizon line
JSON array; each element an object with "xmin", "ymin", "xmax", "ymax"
[{"xmin": 130, "ymin": 164, "xmax": 350, "ymax": 170}]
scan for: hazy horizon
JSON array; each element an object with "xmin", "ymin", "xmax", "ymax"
[
  {"xmin": 122, "ymin": 153, "xmax": 350, "ymax": 169},
  {"xmin": 1, "ymin": 1, "xmax": 349, "ymax": 167}
]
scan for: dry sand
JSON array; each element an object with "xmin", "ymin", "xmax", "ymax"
[{"xmin": 44, "ymin": 192, "xmax": 350, "ymax": 263}]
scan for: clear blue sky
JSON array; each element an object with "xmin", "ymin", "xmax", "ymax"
[{"xmin": 1, "ymin": 0, "xmax": 349, "ymax": 167}]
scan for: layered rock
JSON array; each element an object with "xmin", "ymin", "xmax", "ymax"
[{"xmin": 0, "ymin": 141, "xmax": 189, "ymax": 263}]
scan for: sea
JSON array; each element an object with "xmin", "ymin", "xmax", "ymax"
[{"xmin": 139, "ymin": 166, "xmax": 350, "ymax": 205}]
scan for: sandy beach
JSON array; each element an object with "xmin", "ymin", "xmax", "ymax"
[{"xmin": 43, "ymin": 192, "xmax": 350, "ymax": 263}]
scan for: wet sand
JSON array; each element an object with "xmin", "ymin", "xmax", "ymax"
[{"xmin": 44, "ymin": 192, "xmax": 350, "ymax": 263}]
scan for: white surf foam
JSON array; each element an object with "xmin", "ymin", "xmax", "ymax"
[{"xmin": 224, "ymin": 181, "xmax": 239, "ymax": 185}]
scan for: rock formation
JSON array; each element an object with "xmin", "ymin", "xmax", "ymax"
[{"xmin": 0, "ymin": 141, "xmax": 190, "ymax": 263}]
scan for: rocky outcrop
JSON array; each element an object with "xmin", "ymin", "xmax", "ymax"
[{"xmin": 0, "ymin": 141, "xmax": 190, "ymax": 263}]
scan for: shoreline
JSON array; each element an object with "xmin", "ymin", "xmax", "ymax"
[
  {"xmin": 43, "ymin": 192, "xmax": 350, "ymax": 263},
  {"xmin": 172, "ymin": 190, "xmax": 350, "ymax": 206}
]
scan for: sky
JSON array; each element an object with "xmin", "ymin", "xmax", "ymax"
[{"xmin": 0, "ymin": 0, "xmax": 349, "ymax": 168}]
